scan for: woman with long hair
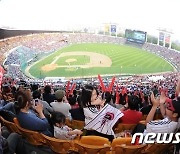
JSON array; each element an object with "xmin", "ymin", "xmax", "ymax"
[
  {"xmin": 14, "ymin": 89, "xmax": 52, "ymax": 136},
  {"xmin": 81, "ymin": 85, "xmax": 123, "ymax": 141}
]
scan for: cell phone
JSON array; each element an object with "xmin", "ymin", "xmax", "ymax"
[{"xmin": 34, "ymin": 99, "xmax": 39, "ymax": 105}]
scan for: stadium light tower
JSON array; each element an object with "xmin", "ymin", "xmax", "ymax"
[{"xmin": 157, "ymin": 28, "xmax": 173, "ymax": 49}]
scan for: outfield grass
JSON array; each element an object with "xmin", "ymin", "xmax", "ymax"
[{"xmin": 28, "ymin": 43, "xmax": 174, "ymax": 78}]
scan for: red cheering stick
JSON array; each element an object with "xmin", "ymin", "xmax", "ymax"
[
  {"xmin": 98, "ymin": 74, "xmax": 106, "ymax": 92},
  {"xmin": 140, "ymin": 90, "xmax": 144, "ymax": 102},
  {"xmin": 115, "ymin": 84, "xmax": 120, "ymax": 104},
  {"xmin": 108, "ymin": 76, "xmax": 115, "ymax": 92},
  {"xmin": 122, "ymin": 87, "xmax": 127, "ymax": 96},
  {"xmin": 69, "ymin": 83, "xmax": 76, "ymax": 95},
  {"xmin": 66, "ymin": 81, "xmax": 70, "ymax": 97}
]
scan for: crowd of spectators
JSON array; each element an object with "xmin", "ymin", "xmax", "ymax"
[
  {"xmin": 0, "ymin": 33, "xmax": 180, "ymax": 80},
  {"xmin": 0, "ymin": 32, "xmax": 180, "ymax": 153},
  {"xmin": 143, "ymin": 43, "xmax": 180, "ymax": 71},
  {"xmin": 0, "ymin": 72, "xmax": 179, "ymax": 153},
  {"xmin": 4, "ymin": 46, "xmax": 37, "ymax": 66}
]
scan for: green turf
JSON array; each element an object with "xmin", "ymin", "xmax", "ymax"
[{"xmin": 28, "ymin": 43, "xmax": 174, "ymax": 78}]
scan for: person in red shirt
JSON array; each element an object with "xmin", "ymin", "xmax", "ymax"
[{"xmin": 120, "ymin": 95, "xmax": 142, "ymax": 124}]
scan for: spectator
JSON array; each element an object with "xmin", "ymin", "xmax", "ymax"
[
  {"xmin": 140, "ymin": 95, "xmax": 152, "ymax": 115},
  {"xmin": 120, "ymin": 95, "xmax": 142, "ymax": 124},
  {"xmin": 32, "ymin": 90, "xmax": 53, "ymax": 117},
  {"xmin": 42, "ymin": 85, "xmax": 56, "ymax": 105},
  {"xmin": 14, "ymin": 90, "xmax": 52, "ymax": 136},
  {"xmin": 51, "ymin": 112, "xmax": 82, "ymax": 140},
  {"xmin": 81, "ymin": 85, "xmax": 123, "ymax": 141},
  {"xmin": 50, "ymin": 90, "xmax": 72, "ymax": 120},
  {"xmin": 133, "ymin": 84, "xmax": 180, "ymax": 136},
  {"xmin": 144, "ymin": 92, "xmax": 179, "ymax": 134}
]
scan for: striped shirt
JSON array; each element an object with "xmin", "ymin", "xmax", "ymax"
[
  {"xmin": 144, "ymin": 117, "xmax": 178, "ymax": 135},
  {"xmin": 83, "ymin": 106, "xmax": 99, "ymax": 125}
]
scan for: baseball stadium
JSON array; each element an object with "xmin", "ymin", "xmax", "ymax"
[
  {"xmin": 1, "ymin": 32, "xmax": 179, "ymax": 80},
  {"xmin": 0, "ymin": 0, "xmax": 180, "ymax": 153}
]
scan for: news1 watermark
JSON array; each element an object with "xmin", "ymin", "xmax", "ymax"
[{"xmin": 131, "ymin": 133, "xmax": 180, "ymax": 144}]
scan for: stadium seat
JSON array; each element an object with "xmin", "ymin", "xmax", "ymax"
[
  {"xmin": 74, "ymin": 136, "xmax": 111, "ymax": 154},
  {"xmin": 141, "ymin": 143, "xmax": 173, "ymax": 154},
  {"xmin": 65, "ymin": 118, "xmax": 72, "ymax": 128},
  {"xmin": 79, "ymin": 136, "xmax": 111, "ymax": 146},
  {"xmin": 71, "ymin": 120, "xmax": 85, "ymax": 130},
  {"xmin": 111, "ymin": 137, "xmax": 146, "ymax": 154},
  {"xmin": 74, "ymin": 142, "xmax": 111, "ymax": 154},
  {"xmin": 0, "ymin": 116, "xmax": 20, "ymax": 134},
  {"xmin": 13, "ymin": 118, "xmax": 46, "ymax": 146},
  {"xmin": 41, "ymin": 133, "xmax": 74, "ymax": 154},
  {"xmin": 111, "ymin": 137, "xmax": 132, "ymax": 146},
  {"xmin": 114, "ymin": 123, "xmax": 136, "ymax": 134}
]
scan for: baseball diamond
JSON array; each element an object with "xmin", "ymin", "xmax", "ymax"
[{"xmin": 26, "ymin": 43, "xmax": 174, "ymax": 79}]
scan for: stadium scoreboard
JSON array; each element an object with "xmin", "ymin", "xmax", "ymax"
[{"xmin": 125, "ymin": 29, "xmax": 147, "ymax": 44}]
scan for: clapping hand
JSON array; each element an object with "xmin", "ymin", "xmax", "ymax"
[
  {"xmin": 160, "ymin": 91, "xmax": 167, "ymax": 104},
  {"xmin": 150, "ymin": 92, "xmax": 160, "ymax": 107},
  {"xmin": 176, "ymin": 79, "xmax": 180, "ymax": 96}
]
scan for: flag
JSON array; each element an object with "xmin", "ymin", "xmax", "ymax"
[
  {"xmin": 111, "ymin": 25, "xmax": 116, "ymax": 33},
  {"xmin": 165, "ymin": 34, "xmax": 170, "ymax": 44},
  {"xmin": 84, "ymin": 104, "xmax": 124, "ymax": 136},
  {"xmin": 159, "ymin": 32, "xmax": 164, "ymax": 42},
  {"xmin": 104, "ymin": 24, "xmax": 110, "ymax": 33}
]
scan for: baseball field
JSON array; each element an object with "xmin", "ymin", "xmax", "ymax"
[{"xmin": 26, "ymin": 43, "xmax": 174, "ymax": 79}]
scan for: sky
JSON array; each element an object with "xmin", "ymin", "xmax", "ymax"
[{"xmin": 0, "ymin": 0, "xmax": 180, "ymax": 40}]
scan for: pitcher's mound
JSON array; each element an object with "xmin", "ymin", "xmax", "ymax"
[{"xmin": 41, "ymin": 64, "xmax": 58, "ymax": 72}]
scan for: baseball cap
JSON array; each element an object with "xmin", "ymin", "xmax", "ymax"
[{"xmin": 166, "ymin": 98, "xmax": 180, "ymax": 114}]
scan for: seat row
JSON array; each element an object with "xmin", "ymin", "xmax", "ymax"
[{"xmin": 0, "ymin": 116, "xmax": 172, "ymax": 154}]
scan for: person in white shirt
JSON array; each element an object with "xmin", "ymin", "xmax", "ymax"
[
  {"xmin": 81, "ymin": 85, "xmax": 123, "ymax": 141},
  {"xmin": 51, "ymin": 112, "xmax": 82, "ymax": 140},
  {"xmin": 50, "ymin": 90, "xmax": 72, "ymax": 120},
  {"xmin": 144, "ymin": 80, "xmax": 180, "ymax": 134},
  {"xmin": 133, "ymin": 80, "xmax": 180, "ymax": 136},
  {"xmin": 32, "ymin": 90, "xmax": 53, "ymax": 117}
]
